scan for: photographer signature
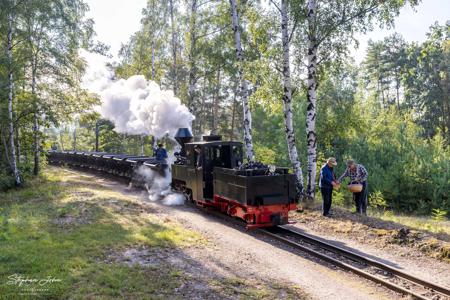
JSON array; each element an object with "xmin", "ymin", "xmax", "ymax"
[{"xmin": 7, "ymin": 274, "xmax": 62, "ymax": 287}]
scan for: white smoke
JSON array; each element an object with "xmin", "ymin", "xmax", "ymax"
[
  {"xmin": 136, "ymin": 165, "xmax": 185, "ymax": 206},
  {"xmin": 81, "ymin": 50, "xmax": 190, "ymax": 206},
  {"xmin": 81, "ymin": 50, "xmax": 194, "ymax": 139}
]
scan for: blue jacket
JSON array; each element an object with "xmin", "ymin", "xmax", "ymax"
[
  {"xmin": 155, "ymin": 148, "xmax": 168, "ymax": 161},
  {"xmin": 319, "ymin": 164, "xmax": 335, "ymax": 189}
]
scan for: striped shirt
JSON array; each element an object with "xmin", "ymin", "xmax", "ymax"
[{"xmin": 338, "ymin": 164, "xmax": 368, "ymax": 183}]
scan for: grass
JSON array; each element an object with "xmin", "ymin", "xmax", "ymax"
[
  {"xmin": 370, "ymin": 210, "xmax": 450, "ymax": 236},
  {"xmin": 316, "ymin": 189, "xmax": 450, "ymax": 236},
  {"xmin": 0, "ymin": 167, "xmax": 203, "ymax": 299},
  {"xmin": 297, "ymin": 199, "xmax": 450, "ymax": 261},
  {"xmin": 1, "ymin": 167, "xmax": 309, "ymax": 299}
]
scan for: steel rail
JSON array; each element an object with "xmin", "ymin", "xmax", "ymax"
[
  {"xmin": 260, "ymin": 226, "xmax": 450, "ymax": 300},
  {"xmin": 50, "ymin": 164, "xmax": 449, "ymax": 299}
]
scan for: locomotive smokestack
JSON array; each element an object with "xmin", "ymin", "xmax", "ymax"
[{"xmin": 174, "ymin": 128, "xmax": 193, "ymax": 156}]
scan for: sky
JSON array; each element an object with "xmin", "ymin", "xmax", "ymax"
[{"xmin": 84, "ymin": 0, "xmax": 450, "ymax": 63}]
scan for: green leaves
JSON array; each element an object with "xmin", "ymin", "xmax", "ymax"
[{"xmin": 431, "ymin": 209, "xmax": 448, "ymax": 221}]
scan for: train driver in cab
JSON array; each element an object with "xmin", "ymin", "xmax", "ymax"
[{"xmin": 194, "ymin": 145, "xmax": 203, "ymax": 170}]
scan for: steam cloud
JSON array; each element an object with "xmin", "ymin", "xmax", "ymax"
[
  {"xmin": 136, "ymin": 166, "xmax": 185, "ymax": 206},
  {"xmin": 81, "ymin": 50, "xmax": 194, "ymax": 139},
  {"xmin": 81, "ymin": 50, "xmax": 190, "ymax": 206}
]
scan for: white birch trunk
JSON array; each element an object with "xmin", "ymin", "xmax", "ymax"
[
  {"xmin": 229, "ymin": 0, "xmax": 254, "ymax": 162},
  {"xmin": 280, "ymin": 0, "xmax": 304, "ymax": 197},
  {"xmin": 305, "ymin": 0, "xmax": 317, "ymax": 200},
  {"xmin": 169, "ymin": 0, "xmax": 177, "ymax": 94},
  {"xmin": 7, "ymin": 7, "xmax": 21, "ymax": 185}
]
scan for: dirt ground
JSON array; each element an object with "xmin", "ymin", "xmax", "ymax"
[
  {"xmin": 289, "ymin": 207, "xmax": 450, "ymax": 286},
  {"xmin": 59, "ymin": 167, "xmax": 444, "ymax": 300}
]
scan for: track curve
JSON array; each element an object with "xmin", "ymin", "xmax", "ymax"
[{"xmin": 261, "ymin": 226, "xmax": 450, "ymax": 300}]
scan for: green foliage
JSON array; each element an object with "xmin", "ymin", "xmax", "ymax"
[
  {"xmin": 332, "ymin": 190, "xmax": 348, "ymax": 207},
  {"xmin": 0, "ymin": 170, "xmax": 15, "ymax": 191},
  {"xmin": 253, "ymin": 143, "xmax": 277, "ymax": 165},
  {"xmin": 316, "ymin": 53, "xmax": 449, "ymax": 215},
  {"xmin": 431, "ymin": 209, "xmax": 448, "ymax": 221},
  {"xmin": 0, "ymin": 0, "xmax": 446, "ymax": 221},
  {"xmin": 0, "ymin": 0, "xmax": 98, "ymax": 184},
  {"xmin": 350, "ymin": 108, "xmax": 449, "ymax": 214},
  {"xmin": 369, "ymin": 191, "xmax": 388, "ymax": 211}
]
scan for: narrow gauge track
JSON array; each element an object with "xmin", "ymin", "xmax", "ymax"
[
  {"xmin": 262, "ymin": 226, "xmax": 450, "ymax": 300},
  {"xmin": 54, "ymin": 165, "xmax": 449, "ymax": 299}
]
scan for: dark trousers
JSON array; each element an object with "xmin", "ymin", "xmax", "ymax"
[
  {"xmin": 353, "ymin": 182, "xmax": 368, "ymax": 214},
  {"xmin": 321, "ymin": 187, "xmax": 333, "ymax": 216}
]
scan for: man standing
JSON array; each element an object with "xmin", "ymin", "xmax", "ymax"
[
  {"xmin": 319, "ymin": 157, "xmax": 339, "ymax": 217},
  {"xmin": 155, "ymin": 143, "xmax": 168, "ymax": 161},
  {"xmin": 338, "ymin": 159, "xmax": 369, "ymax": 215}
]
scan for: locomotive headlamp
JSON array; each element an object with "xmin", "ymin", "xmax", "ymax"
[{"xmin": 268, "ymin": 164, "xmax": 276, "ymax": 174}]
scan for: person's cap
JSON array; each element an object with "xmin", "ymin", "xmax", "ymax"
[
  {"xmin": 158, "ymin": 143, "xmax": 163, "ymax": 147},
  {"xmin": 346, "ymin": 159, "xmax": 355, "ymax": 166},
  {"xmin": 327, "ymin": 157, "xmax": 337, "ymax": 166}
]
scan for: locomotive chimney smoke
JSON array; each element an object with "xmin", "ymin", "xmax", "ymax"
[
  {"xmin": 174, "ymin": 128, "xmax": 193, "ymax": 156},
  {"xmin": 81, "ymin": 50, "xmax": 194, "ymax": 140}
]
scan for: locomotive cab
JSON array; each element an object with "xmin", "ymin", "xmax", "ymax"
[{"xmin": 172, "ymin": 134, "xmax": 243, "ymax": 202}]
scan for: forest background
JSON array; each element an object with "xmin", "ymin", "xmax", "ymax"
[{"xmin": 0, "ymin": 0, "xmax": 448, "ymax": 217}]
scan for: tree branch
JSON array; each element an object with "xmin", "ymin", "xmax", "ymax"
[
  {"xmin": 316, "ymin": 2, "xmax": 383, "ymax": 46},
  {"xmin": 269, "ymin": 0, "xmax": 281, "ymax": 13}
]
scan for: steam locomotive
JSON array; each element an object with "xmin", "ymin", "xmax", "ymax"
[{"xmin": 47, "ymin": 128, "xmax": 298, "ymax": 228}]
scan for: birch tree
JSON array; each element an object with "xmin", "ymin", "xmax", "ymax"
[
  {"xmin": 298, "ymin": 0, "xmax": 418, "ymax": 200},
  {"xmin": 7, "ymin": 0, "xmax": 95, "ymax": 176},
  {"xmin": 304, "ymin": 0, "xmax": 317, "ymax": 200},
  {"xmin": 6, "ymin": 1, "xmax": 21, "ymax": 186},
  {"xmin": 272, "ymin": 0, "xmax": 304, "ymax": 196},
  {"xmin": 229, "ymin": 0, "xmax": 255, "ymax": 162}
]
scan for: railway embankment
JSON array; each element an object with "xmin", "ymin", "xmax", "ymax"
[
  {"xmin": 291, "ymin": 206, "xmax": 450, "ymax": 261},
  {"xmin": 290, "ymin": 208, "xmax": 450, "ymax": 287}
]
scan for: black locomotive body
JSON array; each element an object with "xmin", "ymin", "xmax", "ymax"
[
  {"xmin": 171, "ymin": 129, "xmax": 298, "ymax": 228},
  {"xmin": 47, "ymin": 128, "xmax": 298, "ymax": 228}
]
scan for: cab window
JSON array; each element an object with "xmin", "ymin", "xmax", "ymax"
[{"xmin": 232, "ymin": 145, "xmax": 243, "ymax": 159}]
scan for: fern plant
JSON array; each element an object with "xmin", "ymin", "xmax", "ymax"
[
  {"xmin": 369, "ymin": 191, "xmax": 388, "ymax": 211},
  {"xmin": 431, "ymin": 208, "xmax": 447, "ymax": 221}
]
